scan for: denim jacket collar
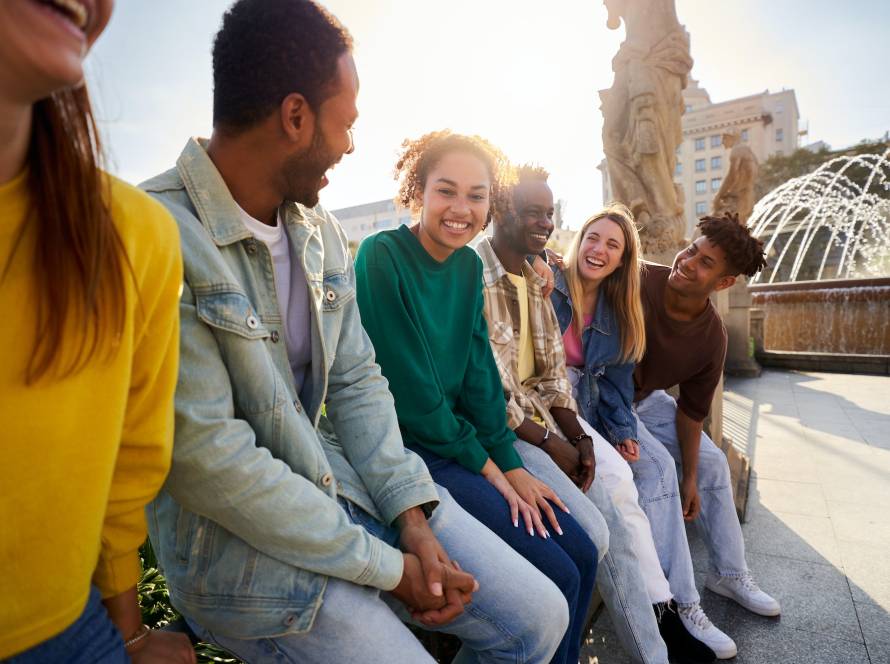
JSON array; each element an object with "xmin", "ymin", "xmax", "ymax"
[
  {"xmin": 176, "ymin": 138, "xmax": 319, "ymax": 248},
  {"xmin": 552, "ymin": 268, "xmax": 614, "ymax": 336}
]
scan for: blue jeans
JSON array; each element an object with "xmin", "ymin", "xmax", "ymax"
[
  {"xmin": 633, "ymin": 390, "xmax": 749, "ymax": 606},
  {"xmin": 7, "ymin": 587, "xmax": 127, "ymax": 664},
  {"xmin": 188, "ymin": 485, "xmax": 568, "ymax": 663},
  {"xmin": 515, "ymin": 440, "xmax": 670, "ymax": 664},
  {"xmin": 412, "ymin": 447, "xmax": 598, "ymax": 664}
]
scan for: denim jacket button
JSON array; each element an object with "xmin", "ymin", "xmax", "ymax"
[
  {"xmin": 292, "ymin": 399, "xmax": 302, "ymax": 412},
  {"xmin": 325, "ymin": 290, "xmax": 336, "ymax": 302},
  {"xmin": 284, "ymin": 614, "xmax": 296, "ymax": 626},
  {"xmin": 245, "ymin": 239, "xmax": 257, "ymax": 254},
  {"xmin": 321, "ymin": 473, "xmax": 333, "ymax": 487},
  {"xmin": 246, "ymin": 315, "xmax": 259, "ymax": 329},
  {"xmin": 270, "ymin": 330, "xmax": 280, "ymax": 343}
]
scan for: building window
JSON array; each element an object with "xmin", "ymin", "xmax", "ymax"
[
  {"xmin": 695, "ymin": 180, "xmax": 706, "ymax": 194},
  {"xmin": 685, "ymin": 104, "xmax": 693, "ymax": 113},
  {"xmin": 675, "ymin": 162, "xmax": 682, "ymax": 176},
  {"xmin": 711, "ymin": 156, "xmax": 722, "ymax": 170},
  {"xmin": 711, "ymin": 177, "xmax": 722, "ymax": 191},
  {"xmin": 695, "ymin": 202, "xmax": 707, "ymax": 215},
  {"xmin": 695, "ymin": 159, "xmax": 706, "ymax": 172},
  {"xmin": 776, "ymin": 128, "xmax": 784, "ymax": 142},
  {"xmin": 776, "ymin": 103, "xmax": 784, "ymax": 114},
  {"xmin": 710, "ymin": 135, "xmax": 721, "ymax": 148},
  {"xmin": 741, "ymin": 128, "xmax": 749, "ymax": 142},
  {"xmin": 374, "ymin": 218, "xmax": 391, "ymax": 229},
  {"xmin": 694, "ymin": 137, "xmax": 705, "ymax": 151}
]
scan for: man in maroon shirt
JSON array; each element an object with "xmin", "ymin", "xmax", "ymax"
[{"xmin": 630, "ymin": 215, "xmax": 779, "ymax": 658}]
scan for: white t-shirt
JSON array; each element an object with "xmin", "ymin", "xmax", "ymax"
[{"xmin": 238, "ymin": 206, "xmax": 312, "ymax": 395}]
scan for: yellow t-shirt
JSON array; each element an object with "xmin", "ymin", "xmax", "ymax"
[
  {"xmin": 0, "ymin": 169, "xmax": 182, "ymax": 658},
  {"xmin": 506, "ymin": 272, "xmax": 535, "ymax": 383}
]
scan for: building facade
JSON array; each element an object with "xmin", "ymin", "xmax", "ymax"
[
  {"xmin": 330, "ymin": 199, "xmax": 413, "ymax": 245},
  {"xmin": 601, "ymin": 81, "xmax": 800, "ymax": 237}
]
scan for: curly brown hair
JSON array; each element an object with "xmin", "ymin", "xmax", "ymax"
[
  {"xmin": 393, "ymin": 130, "xmax": 515, "ymax": 227},
  {"xmin": 697, "ymin": 213, "xmax": 768, "ymax": 277}
]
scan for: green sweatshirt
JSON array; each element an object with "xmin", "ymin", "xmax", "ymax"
[{"xmin": 355, "ymin": 225, "xmax": 522, "ymax": 474}]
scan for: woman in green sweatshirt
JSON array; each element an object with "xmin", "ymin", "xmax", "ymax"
[{"xmin": 355, "ymin": 130, "xmax": 597, "ymax": 664}]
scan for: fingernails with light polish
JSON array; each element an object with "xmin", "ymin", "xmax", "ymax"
[
  {"xmin": 432, "ymin": 582, "xmax": 442, "ymax": 596},
  {"xmin": 557, "ymin": 526, "xmax": 564, "ymax": 535},
  {"xmin": 513, "ymin": 519, "xmax": 519, "ymax": 528}
]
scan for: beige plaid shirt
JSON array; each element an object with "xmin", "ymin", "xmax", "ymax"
[{"xmin": 476, "ymin": 238, "xmax": 577, "ymax": 432}]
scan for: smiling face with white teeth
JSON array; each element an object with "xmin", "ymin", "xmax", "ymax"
[
  {"xmin": 0, "ymin": 0, "xmax": 112, "ymax": 103},
  {"xmin": 498, "ymin": 179, "xmax": 554, "ymax": 258},
  {"xmin": 668, "ymin": 236, "xmax": 736, "ymax": 298},
  {"xmin": 414, "ymin": 150, "xmax": 491, "ymax": 262},
  {"xmin": 576, "ymin": 216, "xmax": 626, "ymax": 287}
]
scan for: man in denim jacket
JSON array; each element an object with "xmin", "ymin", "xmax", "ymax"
[{"xmin": 141, "ymin": 2, "xmax": 567, "ymax": 662}]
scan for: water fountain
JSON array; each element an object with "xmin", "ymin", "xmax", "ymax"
[{"xmin": 746, "ymin": 148, "xmax": 890, "ymax": 367}]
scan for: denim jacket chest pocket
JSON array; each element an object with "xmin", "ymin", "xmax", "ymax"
[{"xmin": 195, "ymin": 289, "xmax": 284, "ymax": 418}]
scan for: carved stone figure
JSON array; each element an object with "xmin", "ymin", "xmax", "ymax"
[
  {"xmin": 712, "ymin": 131, "xmax": 759, "ymax": 224},
  {"xmin": 600, "ymin": 0, "xmax": 693, "ymax": 264}
]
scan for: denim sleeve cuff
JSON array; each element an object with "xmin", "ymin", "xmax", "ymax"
[
  {"xmin": 489, "ymin": 441, "xmax": 524, "ymax": 472},
  {"xmin": 376, "ymin": 472, "xmax": 441, "ymax": 526},
  {"xmin": 355, "ymin": 538, "xmax": 405, "ymax": 592}
]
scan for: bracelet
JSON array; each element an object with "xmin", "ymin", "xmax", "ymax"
[
  {"xmin": 123, "ymin": 624, "xmax": 150, "ymax": 652},
  {"xmin": 538, "ymin": 429, "xmax": 551, "ymax": 447},
  {"xmin": 570, "ymin": 433, "xmax": 593, "ymax": 446}
]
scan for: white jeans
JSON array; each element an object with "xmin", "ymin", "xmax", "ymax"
[{"xmin": 577, "ymin": 417, "xmax": 673, "ymax": 604}]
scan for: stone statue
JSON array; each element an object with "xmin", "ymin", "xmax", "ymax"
[
  {"xmin": 600, "ymin": 0, "xmax": 693, "ymax": 264},
  {"xmin": 712, "ymin": 131, "xmax": 759, "ymax": 224}
]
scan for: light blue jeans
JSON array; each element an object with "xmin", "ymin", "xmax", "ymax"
[
  {"xmin": 515, "ymin": 440, "xmax": 669, "ymax": 664},
  {"xmin": 187, "ymin": 485, "xmax": 567, "ymax": 664},
  {"xmin": 633, "ymin": 390, "xmax": 749, "ymax": 606}
]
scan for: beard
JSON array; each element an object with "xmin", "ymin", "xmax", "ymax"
[{"xmin": 282, "ymin": 127, "xmax": 339, "ymax": 208}]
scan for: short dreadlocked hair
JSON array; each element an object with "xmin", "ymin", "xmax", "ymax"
[
  {"xmin": 492, "ymin": 163, "xmax": 550, "ymax": 224},
  {"xmin": 394, "ymin": 130, "xmax": 515, "ymax": 226},
  {"xmin": 697, "ymin": 213, "xmax": 767, "ymax": 277},
  {"xmin": 212, "ymin": 0, "xmax": 353, "ymax": 131}
]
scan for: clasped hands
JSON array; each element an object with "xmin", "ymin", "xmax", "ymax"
[{"xmin": 389, "ymin": 507, "xmax": 478, "ymax": 627}]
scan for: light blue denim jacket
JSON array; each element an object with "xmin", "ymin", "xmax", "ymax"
[
  {"xmin": 550, "ymin": 269, "xmax": 637, "ymax": 445},
  {"xmin": 142, "ymin": 139, "xmax": 438, "ymax": 639}
]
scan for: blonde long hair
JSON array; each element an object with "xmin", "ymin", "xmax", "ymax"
[{"xmin": 563, "ymin": 203, "xmax": 646, "ymax": 363}]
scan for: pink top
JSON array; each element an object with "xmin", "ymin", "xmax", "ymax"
[{"xmin": 562, "ymin": 314, "xmax": 594, "ymax": 368}]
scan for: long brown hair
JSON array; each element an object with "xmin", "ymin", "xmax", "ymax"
[
  {"xmin": 563, "ymin": 203, "xmax": 646, "ymax": 363},
  {"xmin": 21, "ymin": 84, "xmax": 127, "ymax": 383}
]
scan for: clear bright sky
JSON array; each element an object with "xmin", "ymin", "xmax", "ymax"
[{"xmin": 85, "ymin": 0, "xmax": 890, "ymax": 229}]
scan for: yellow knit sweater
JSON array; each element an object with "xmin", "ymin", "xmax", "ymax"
[{"xmin": 0, "ymin": 169, "xmax": 181, "ymax": 657}]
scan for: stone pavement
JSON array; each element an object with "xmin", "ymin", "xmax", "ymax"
[{"xmin": 582, "ymin": 370, "xmax": 890, "ymax": 664}]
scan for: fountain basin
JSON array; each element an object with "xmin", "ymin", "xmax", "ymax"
[{"xmin": 749, "ymin": 277, "xmax": 890, "ymax": 359}]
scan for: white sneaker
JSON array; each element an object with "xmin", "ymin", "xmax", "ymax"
[
  {"xmin": 678, "ymin": 602, "xmax": 738, "ymax": 659},
  {"xmin": 705, "ymin": 572, "xmax": 781, "ymax": 617}
]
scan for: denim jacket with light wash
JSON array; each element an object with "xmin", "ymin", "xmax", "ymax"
[
  {"xmin": 550, "ymin": 269, "xmax": 637, "ymax": 445},
  {"xmin": 141, "ymin": 138, "xmax": 438, "ymax": 639}
]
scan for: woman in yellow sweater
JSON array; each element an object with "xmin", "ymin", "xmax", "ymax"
[{"xmin": 0, "ymin": 1, "xmax": 193, "ymax": 662}]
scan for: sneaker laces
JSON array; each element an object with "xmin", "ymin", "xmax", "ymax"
[
  {"xmin": 679, "ymin": 603, "xmax": 713, "ymax": 631},
  {"xmin": 736, "ymin": 571, "xmax": 761, "ymax": 593}
]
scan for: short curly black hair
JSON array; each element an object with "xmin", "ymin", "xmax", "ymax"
[
  {"xmin": 697, "ymin": 214, "xmax": 768, "ymax": 277},
  {"xmin": 212, "ymin": 0, "xmax": 353, "ymax": 131},
  {"xmin": 491, "ymin": 163, "xmax": 550, "ymax": 223}
]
